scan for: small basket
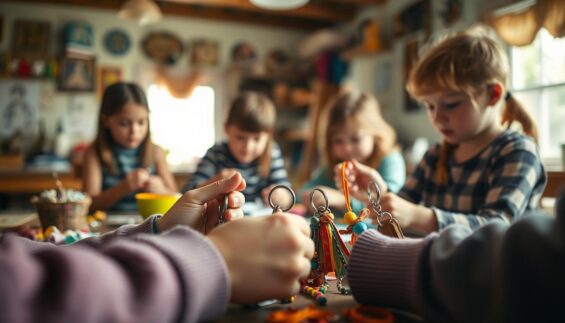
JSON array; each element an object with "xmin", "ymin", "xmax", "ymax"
[{"xmin": 31, "ymin": 196, "xmax": 91, "ymax": 231}]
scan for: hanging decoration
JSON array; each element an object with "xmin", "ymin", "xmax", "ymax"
[
  {"xmin": 338, "ymin": 161, "xmax": 370, "ymax": 245},
  {"xmin": 367, "ymin": 181, "xmax": 405, "ymax": 239}
]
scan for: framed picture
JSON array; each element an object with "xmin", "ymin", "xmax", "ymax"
[
  {"xmin": 191, "ymin": 39, "xmax": 219, "ymax": 66},
  {"xmin": 58, "ymin": 56, "xmax": 95, "ymax": 92},
  {"xmin": 98, "ymin": 66, "xmax": 123, "ymax": 98},
  {"xmin": 12, "ymin": 20, "xmax": 51, "ymax": 58}
]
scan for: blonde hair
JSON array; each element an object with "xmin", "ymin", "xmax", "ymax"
[
  {"xmin": 406, "ymin": 27, "xmax": 538, "ymax": 183},
  {"xmin": 321, "ymin": 91, "xmax": 397, "ymax": 178},
  {"xmin": 93, "ymin": 82, "xmax": 154, "ymax": 176},
  {"xmin": 226, "ymin": 91, "xmax": 276, "ymax": 178}
]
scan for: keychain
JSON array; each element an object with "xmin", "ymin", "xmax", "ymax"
[
  {"xmin": 368, "ymin": 181, "xmax": 405, "ymax": 239},
  {"xmin": 217, "ymin": 194, "xmax": 228, "ymax": 225},
  {"xmin": 268, "ymin": 184, "xmax": 297, "ymax": 304},
  {"xmin": 307, "ymin": 187, "xmax": 351, "ymax": 295},
  {"xmin": 339, "ymin": 162, "xmax": 370, "ymax": 245}
]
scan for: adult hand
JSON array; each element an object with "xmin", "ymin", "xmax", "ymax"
[
  {"xmin": 334, "ymin": 160, "xmax": 388, "ymax": 204},
  {"xmin": 157, "ymin": 172, "xmax": 246, "ymax": 233},
  {"xmin": 208, "ymin": 213, "xmax": 314, "ymax": 303}
]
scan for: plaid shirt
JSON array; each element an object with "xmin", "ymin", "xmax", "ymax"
[{"xmin": 400, "ymin": 130, "xmax": 547, "ymax": 230}]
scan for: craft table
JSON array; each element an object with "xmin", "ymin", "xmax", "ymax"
[{"xmin": 212, "ymin": 280, "xmax": 425, "ymax": 323}]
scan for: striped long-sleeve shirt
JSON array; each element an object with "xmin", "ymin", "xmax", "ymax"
[
  {"xmin": 182, "ymin": 142, "xmax": 290, "ymax": 203},
  {"xmin": 399, "ymin": 130, "xmax": 547, "ymax": 230}
]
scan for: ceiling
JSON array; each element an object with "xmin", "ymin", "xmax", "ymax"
[{"xmin": 15, "ymin": 0, "xmax": 387, "ymax": 31}]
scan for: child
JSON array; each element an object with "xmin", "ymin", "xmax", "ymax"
[
  {"xmin": 182, "ymin": 91, "xmax": 290, "ymax": 207},
  {"xmin": 0, "ymin": 172, "xmax": 315, "ymax": 322},
  {"xmin": 341, "ymin": 28, "xmax": 547, "ymax": 234},
  {"xmin": 83, "ymin": 82, "xmax": 178, "ymax": 212},
  {"xmin": 302, "ymin": 91, "xmax": 405, "ymax": 213}
]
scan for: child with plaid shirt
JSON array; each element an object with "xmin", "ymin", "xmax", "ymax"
[{"xmin": 340, "ymin": 27, "xmax": 547, "ymax": 234}]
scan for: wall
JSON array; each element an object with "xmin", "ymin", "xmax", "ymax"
[
  {"xmin": 0, "ymin": 1, "xmax": 304, "ymax": 152},
  {"xmin": 346, "ymin": 0, "xmax": 481, "ymax": 147}
]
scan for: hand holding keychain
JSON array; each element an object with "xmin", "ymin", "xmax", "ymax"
[
  {"xmin": 268, "ymin": 184, "xmax": 298, "ymax": 304},
  {"xmin": 368, "ymin": 181, "xmax": 405, "ymax": 238}
]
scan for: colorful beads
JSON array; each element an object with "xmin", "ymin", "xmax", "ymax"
[
  {"xmin": 344, "ymin": 211, "xmax": 358, "ymax": 225},
  {"xmin": 353, "ymin": 222, "xmax": 368, "ymax": 235},
  {"xmin": 301, "ymin": 285, "xmax": 328, "ymax": 306}
]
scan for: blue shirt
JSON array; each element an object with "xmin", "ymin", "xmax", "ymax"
[
  {"xmin": 182, "ymin": 142, "xmax": 290, "ymax": 203},
  {"xmin": 102, "ymin": 146, "xmax": 154, "ymax": 211}
]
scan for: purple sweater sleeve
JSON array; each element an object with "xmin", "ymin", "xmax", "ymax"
[
  {"xmin": 348, "ymin": 209, "xmax": 565, "ymax": 323},
  {"xmin": 0, "ymin": 216, "xmax": 230, "ymax": 323}
]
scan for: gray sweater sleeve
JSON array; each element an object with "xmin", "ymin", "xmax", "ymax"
[
  {"xmin": 348, "ymin": 209, "xmax": 565, "ymax": 323},
  {"xmin": 0, "ymin": 218, "xmax": 230, "ymax": 323}
]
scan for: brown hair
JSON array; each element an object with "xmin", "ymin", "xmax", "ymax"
[
  {"xmin": 320, "ymin": 91, "xmax": 397, "ymax": 178},
  {"xmin": 406, "ymin": 27, "xmax": 538, "ymax": 183},
  {"xmin": 93, "ymin": 82, "xmax": 154, "ymax": 175},
  {"xmin": 226, "ymin": 91, "xmax": 276, "ymax": 178}
]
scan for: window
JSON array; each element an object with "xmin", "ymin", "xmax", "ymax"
[
  {"xmin": 147, "ymin": 85, "xmax": 215, "ymax": 170},
  {"xmin": 510, "ymin": 28, "xmax": 565, "ymax": 162}
]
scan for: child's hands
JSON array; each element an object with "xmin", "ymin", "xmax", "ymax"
[
  {"xmin": 157, "ymin": 172, "xmax": 246, "ymax": 233},
  {"xmin": 125, "ymin": 168, "xmax": 151, "ymax": 192},
  {"xmin": 208, "ymin": 213, "xmax": 314, "ymax": 303},
  {"xmin": 142, "ymin": 176, "xmax": 168, "ymax": 193},
  {"xmin": 376, "ymin": 193, "xmax": 437, "ymax": 233},
  {"xmin": 334, "ymin": 160, "xmax": 388, "ymax": 204}
]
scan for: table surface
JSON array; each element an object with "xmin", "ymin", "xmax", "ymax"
[{"xmin": 213, "ymin": 280, "xmax": 424, "ymax": 322}]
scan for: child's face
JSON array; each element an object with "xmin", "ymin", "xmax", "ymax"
[
  {"xmin": 330, "ymin": 122, "xmax": 374, "ymax": 163},
  {"xmin": 225, "ymin": 125, "xmax": 270, "ymax": 164},
  {"xmin": 421, "ymin": 90, "xmax": 493, "ymax": 144},
  {"xmin": 102, "ymin": 103, "xmax": 149, "ymax": 149}
]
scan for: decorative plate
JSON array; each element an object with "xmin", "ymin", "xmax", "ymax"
[
  {"xmin": 141, "ymin": 31, "xmax": 184, "ymax": 65},
  {"xmin": 104, "ymin": 29, "xmax": 131, "ymax": 56}
]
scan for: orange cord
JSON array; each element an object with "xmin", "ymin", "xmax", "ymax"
[
  {"xmin": 267, "ymin": 306, "xmax": 335, "ymax": 322},
  {"xmin": 341, "ymin": 161, "xmax": 352, "ymax": 213},
  {"xmin": 343, "ymin": 305, "xmax": 395, "ymax": 323}
]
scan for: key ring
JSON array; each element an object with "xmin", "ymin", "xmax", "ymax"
[
  {"xmin": 367, "ymin": 181, "xmax": 382, "ymax": 213},
  {"xmin": 217, "ymin": 194, "xmax": 229, "ymax": 224},
  {"xmin": 268, "ymin": 185, "xmax": 296, "ymax": 213},
  {"xmin": 309, "ymin": 187, "xmax": 329, "ymax": 215}
]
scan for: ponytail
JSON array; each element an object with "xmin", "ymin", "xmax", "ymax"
[
  {"xmin": 501, "ymin": 93, "xmax": 538, "ymax": 143},
  {"xmin": 435, "ymin": 141, "xmax": 456, "ymax": 184}
]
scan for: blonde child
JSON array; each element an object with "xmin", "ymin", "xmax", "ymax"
[
  {"xmin": 341, "ymin": 28, "xmax": 547, "ymax": 234},
  {"xmin": 182, "ymin": 91, "xmax": 290, "ymax": 206},
  {"xmin": 83, "ymin": 82, "xmax": 178, "ymax": 212},
  {"xmin": 302, "ymin": 91, "xmax": 406, "ymax": 213}
]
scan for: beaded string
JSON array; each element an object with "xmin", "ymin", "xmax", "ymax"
[{"xmin": 341, "ymin": 161, "xmax": 353, "ymax": 213}]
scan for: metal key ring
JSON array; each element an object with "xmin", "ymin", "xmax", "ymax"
[
  {"xmin": 268, "ymin": 185, "xmax": 296, "ymax": 212},
  {"xmin": 217, "ymin": 194, "xmax": 229, "ymax": 224},
  {"xmin": 310, "ymin": 187, "xmax": 329, "ymax": 214},
  {"xmin": 376, "ymin": 211, "xmax": 393, "ymax": 227},
  {"xmin": 367, "ymin": 181, "xmax": 381, "ymax": 210}
]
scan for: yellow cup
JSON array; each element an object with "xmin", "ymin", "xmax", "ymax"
[{"xmin": 135, "ymin": 193, "xmax": 181, "ymax": 219}]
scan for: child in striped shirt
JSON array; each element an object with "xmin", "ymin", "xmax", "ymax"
[
  {"xmin": 340, "ymin": 27, "xmax": 547, "ymax": 234},
  {"xmin": 182, "ymin": 91, "xmax": 290, "ymax": 207}
]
